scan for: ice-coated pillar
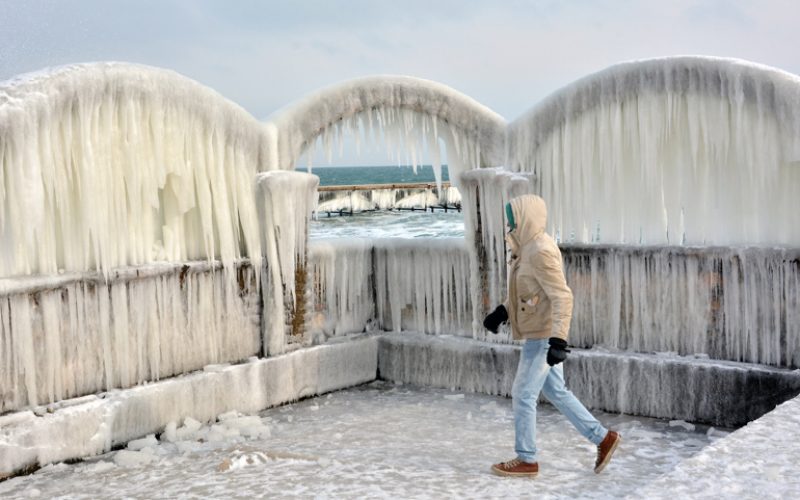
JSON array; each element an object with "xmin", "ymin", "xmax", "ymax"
[
  {"xmin": 255, "ymin": 171, "xmax": 320, "ymax": 356},
  {"xmin": 459, "ymin": 168, "xmax": 534, "ymax": 340}
]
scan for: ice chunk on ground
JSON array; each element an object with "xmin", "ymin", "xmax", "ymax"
[
  {"xmin": 221, "ymin": 416, "xmax": 271, "ymax": 439},
  {"xmin": 113, "ymin": 450, "xmax": 155, "ymax": 467},
  {"xmin": 126, "ymin": 434, "xmax": 158, "ymax": 451},
  {"xmin": 161, "ymin": 422, "xmax": 177, "ymax": 443},
  {"xmin": 217, "ymin": 411, "xmax": 241, "ymax": 422},
  {"xmin": 82, "ymin": 461, "xmax": 116, "ymax": 474},
  {"xmin": 669, "ymin": 420, "xmax": 696, "ymax": 432}
]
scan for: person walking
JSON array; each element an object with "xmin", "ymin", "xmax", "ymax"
[{"xmin": 483, "ymin": 194, "xmax": 620, "ymax": 478}]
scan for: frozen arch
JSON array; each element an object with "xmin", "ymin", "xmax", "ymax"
[
  {"xmin": 0, "ymin": 62, "xmax": 269, "ymax": 277},
  {"xmin": 507, "ymin": 56, "xmax": 800, "ymax": 246},
  {"xmin": 267, "ymin": 75, "xmax": 507, "ymax": 176}
]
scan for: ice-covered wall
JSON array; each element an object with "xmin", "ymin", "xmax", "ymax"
[
  {"xmin": 268, "ymin": 76, "xmax": 507, "ymax": 185},
  {"xmin": 0, "ymin": 262, "xmax": 260, "ymax": 413},
  {"xmin": 564, "ymin": 245, "xmax": 800, "ymax": 368},
  {"xmin": 508, "ymin": 56, "xmax": 800, "ymax": 247},
  {"xmin": 0, "ymin": 63, "xmax": 269, "ymax": 279},
  {"xmin": 378, "ymin": 333, "xmax": 800, "ymax": 427},
  {"xmin": 306, "ymin": 239, "xmax": 472, "ymax": 338}
]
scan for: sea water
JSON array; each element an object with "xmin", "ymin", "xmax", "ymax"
[{"xmin": 296, "ymin": 165, "xmax": 451, "ymax": 186}]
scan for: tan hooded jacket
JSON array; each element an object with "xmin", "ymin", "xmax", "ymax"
[{"xmin": 504, "ymin": 195, "xmax": 573, "ymax": 341}]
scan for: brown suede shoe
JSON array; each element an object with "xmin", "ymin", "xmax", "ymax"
[
  {"xmin": 594, "ymin": 430, "xmax": 621, "ymax": 473},
  {"xmin": 491, "ymin": 458, "xmax": 539, "ymax": 477}
]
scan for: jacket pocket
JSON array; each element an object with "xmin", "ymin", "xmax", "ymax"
[
  {"xmin": 518, "ymin": 294, "xmax": 539, "ymax": 311},
  {"xmin": 517, "ymin": 294, "xmax": 545, "ymax": 331}
]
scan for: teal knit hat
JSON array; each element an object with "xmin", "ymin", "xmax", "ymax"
[{"xmin": 505, "ymin": 202, "xmax": 516, "ymax": 231}]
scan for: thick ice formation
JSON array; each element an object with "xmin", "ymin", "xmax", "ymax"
[
  {"xmin": 0, "ymin": 63, "xmax": 269, "ymax": 279},
  {"xmin": 307, "ymin": 239, "xmax": 472, "ymax": 337},
  {"xmin": 255, "ymin": 171, "xmax": 319, "ymax": 355},
  {"xmin": 564, "ymin": 245, "xmax": 800, "ymax": 368},
  {"xmin": 268, "ymin": 75, "xmax": 507, "ymax": 184},
  {"xmin": 459, "ymin": 167, "xmax": 534, "ymax": 329},
  {"xmin": 0, "ymin": 262, "xmax": 260, "ymax": 413},
  {"xmin": 508, "ymin": 56, "xmax": 800, "ymax": 247}
]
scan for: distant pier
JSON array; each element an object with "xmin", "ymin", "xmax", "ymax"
[{"xmin": 316, "ymin": 182, "xmax": 461, "ymax": 216}]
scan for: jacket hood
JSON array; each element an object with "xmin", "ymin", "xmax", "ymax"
[{"xmin": 508, "ymin": 194, "xmax": 547, "ymax": 249}]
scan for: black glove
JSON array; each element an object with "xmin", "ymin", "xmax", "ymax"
[
  {"xmin": 546, "ymin": 337, "xmax": 571, "ymax": 366},
  {"xmin": 482, "ymin": 305, "xmax": 508, "ymax": 333}
]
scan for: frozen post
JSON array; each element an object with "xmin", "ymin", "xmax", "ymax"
[
  {"xmin": 459, "ymin": 168, "xmax": 534, "ymax": 339},
  {"xmin": 255, "ymin": 171, "xmax": 320, "ymax": 356}
]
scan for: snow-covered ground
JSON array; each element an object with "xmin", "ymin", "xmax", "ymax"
[
  {"xmin": 0, "ymin": 381, "xmax": 724, "ymax": 499},
  {"xmin": 634, "ymin": 392, "xmax": 800, "ymax": 499}
]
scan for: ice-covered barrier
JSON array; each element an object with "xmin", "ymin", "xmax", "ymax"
[
  {"xmin": 0, "ymin": 261, "xmax": 260, "ymax": 413},
  {"xmin": 508, "ymin": 56, "xmax": 800, "ymax": 247},
  {"xmin": 377, "ymin": 333, "xmax": 800, "ymax": 427},
  {"xmin": 307, "ymin": 238, "xmax": 472, "ymax": 338},
  {"xmin": 0, "ymin": 63, "xmax": 270, "ymax": 279},
  {"xmin": 268, "ymin": 75, "xmax": 507, "ymax": 185},
  {"xmin": 564, "ymin": 245, "xmax": 800, "ymax": 368}
]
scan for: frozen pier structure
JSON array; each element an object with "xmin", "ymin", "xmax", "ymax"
[
  {"xmin": 1, "ymin": 57, "xmax": 800, "ymax": 490},
  {"xmin": 316, "ymin": 182, "xmax": 462, "ymax": 215}
]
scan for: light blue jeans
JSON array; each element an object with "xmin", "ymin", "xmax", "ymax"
[{"xmin": 513, "ymin": 338, "xmax": 607, "ymax": 463}]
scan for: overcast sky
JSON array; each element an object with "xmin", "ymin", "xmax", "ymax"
[{"xmin": 2, "ymin": 0, "xmax": 799, "ymax": 165}]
